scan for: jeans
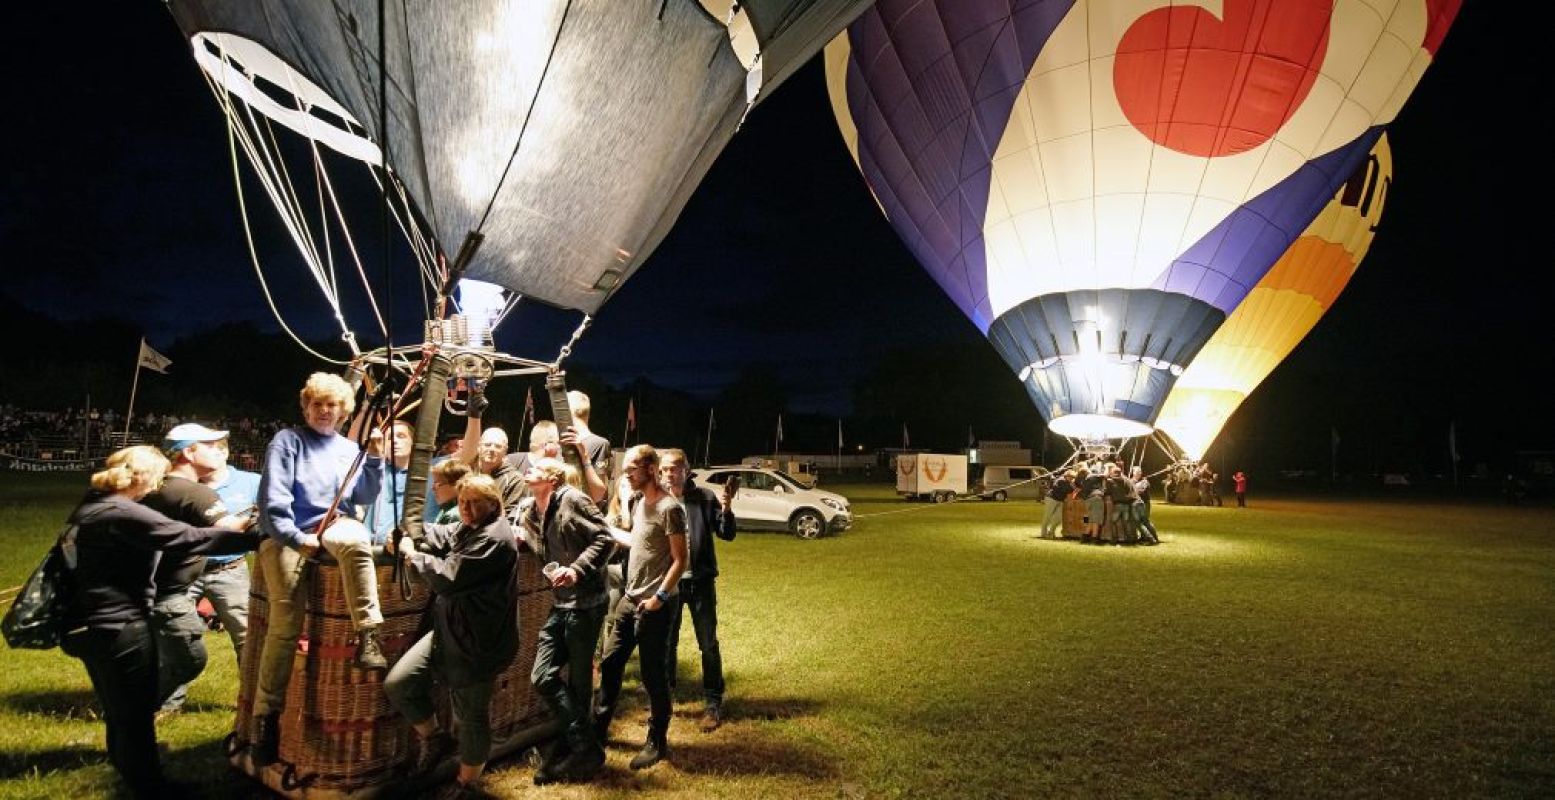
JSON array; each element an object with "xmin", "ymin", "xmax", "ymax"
[
  {"xmin": 531, "ymin": 605, "xmax": 606, "ymax": 747},
  {"xmin": 384, "ymin": 631, "xmax": 495, "ymax": 766},
  {"xmin": 1040, "ymin": 497, "xmax": 1063, "ymax": 537},
  {"xmin": 254, "ymin": 520, "xmax": 382, "ymax": 715},
  {"xmin": 188, "ymin": 557, "xmax": 251, "ymax": 661},
  {"xmin": 150, "ymin": 593, "xmax": 208, "ymax": 712},
  {"xmin": 1136, "ymin": 501, "xmax": 1160, "ymax": 543},
  {"xmin": 596, "ymin": 597, "xmax": 676, "ymax": 737},
  {"xmin": 63, "ymin": 620, "xmax": 163, "ymax": 795},
  {"xmin": 668, "ymin": 578, "xmax": 725, "ymax": 706}
]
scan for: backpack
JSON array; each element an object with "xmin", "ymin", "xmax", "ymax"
[{"xmin": 2, "ymin": 524, "xmax": 78, "ymax": 650}]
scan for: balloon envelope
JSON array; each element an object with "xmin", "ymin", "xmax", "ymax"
[
  {"xmin": 1155, "ymin": 134, "xmax": 1393, "ymax": 459},
  {"xmin": 168, "ymin": 0, "xmax": 873, "ymax": 314},
  {"xmin": 827, "ymin": 0, "xmax": 1459, "ymax": 438}
]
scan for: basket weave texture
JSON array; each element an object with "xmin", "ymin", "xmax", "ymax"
[{"xmin": 233, "ymin": 553, "xmax": 555, "ymax": 795}]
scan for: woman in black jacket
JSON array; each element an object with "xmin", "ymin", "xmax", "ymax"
[
  {"xmin": 61, "ymin": 445, "xmax": 261, "ymax": 797},
  {"xmin": 385, "ymin": 473, "xmax": 519, "ymax": 796}
]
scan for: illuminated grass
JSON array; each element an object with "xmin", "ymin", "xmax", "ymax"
[{"xmin": 1, "ymin": 475, "xmax": 1552, "ymax": 798}]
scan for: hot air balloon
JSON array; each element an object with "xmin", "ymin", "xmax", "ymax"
[
  {"xmin": 1155, "ymin": 134, "xmax": 1392, "ymax": 461},
  {"xmin": 163, "ymin": 1, "xmax": 873, "ymax": 793},
  {"xmin": 827, "ymin": 0, "xmax": 1460, "ymax": 442}
]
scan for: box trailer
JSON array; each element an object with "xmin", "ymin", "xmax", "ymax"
[{"xmin": 897, "ymin": 453, "xmax": 968, "ymax": 502}]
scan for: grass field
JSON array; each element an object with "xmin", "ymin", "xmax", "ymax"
[{"xmin": 1, "ymin": 473, "xmax": 1552, "ymax": 799}]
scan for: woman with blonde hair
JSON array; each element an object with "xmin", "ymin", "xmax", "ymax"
[{"xmin": 61, "ymin": 446, "xmax": 261, "ymax": 797}]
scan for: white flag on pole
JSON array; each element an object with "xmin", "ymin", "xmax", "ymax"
[{"xmin": 137, "ymin": 338, "xmax": 172, "ymax": 374}]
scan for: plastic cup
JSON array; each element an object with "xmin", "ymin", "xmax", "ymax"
[{"xmin": 542, "ymin": 562, "xmax": 560, "ymax": 579}]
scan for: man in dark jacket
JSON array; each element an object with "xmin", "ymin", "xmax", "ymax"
[
  {"xmin": 142, "ymin": 423, "xmax": 234, "ymax": 717},
  {"xmin": 515, "ymin": 457, "xmax": 617, "ymax": 784},
  {"xmin": 659, "ymin": 448, "xmax": 735, "ymax": 730},
  {"xmin": 385, "ymin": 473, "xmax": 519, "ymax": 796}
]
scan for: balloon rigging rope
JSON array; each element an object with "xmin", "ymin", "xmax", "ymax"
[
  {"xmin": 202, "ymin": 66, "xmax": 350, "ymax": 365},
  {"xmin": 224, "ymin": 113, "xmax": 349, "ymax": 365},
  {"xmin": 306, "ymin": 132, "xmax": 390, "ymax": 339}
]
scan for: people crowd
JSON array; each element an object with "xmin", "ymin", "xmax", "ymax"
[
  {"xmin": 43, "ymin": 372, "xmax": 739, "ymax": 798},
  {"xmin": 1, "ymin": 403, "xmax": 289, "ymax": 470},
  {"xmin": 1035, "ymin": 456, "xmax": 1248, "ymax": 545}
]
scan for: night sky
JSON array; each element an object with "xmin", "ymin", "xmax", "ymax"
[{"xmin": 2, "ymin": 4, "xmax": 1549, "ymax": 468}]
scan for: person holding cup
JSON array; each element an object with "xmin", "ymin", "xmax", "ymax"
[{"xmin": 515, "ymin": 457, "xmax": 617, "ymax": 784}]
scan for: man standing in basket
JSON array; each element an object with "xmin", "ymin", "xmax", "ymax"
[
  {"xmin": 250, "ymin": 372, "xmax": 386, "ymax": 767},
  {"xmin": 515, "ymin": 456, "xmax": 617, "ymax": 784}
]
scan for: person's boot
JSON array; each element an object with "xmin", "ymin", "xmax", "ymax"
[
  {"xmin": 699, "ymin": 703, "xmax": 724, "ymax": 733},
  {"xmin": 252, "ymin": 712, "xmax": 281, "ymax": 767},
  {"xmin": 532, "ymin": 738, "xmax": 571, "ymax": 785},
  {"xmin": 591, "ymin": 705, "xmax": 614, "ymax": 745},
  {"xmin": 556, "ymin": 730, "xmax": 606, "ymax": 782},
  {"xmin": 628, "ymin": 731, "xmax": 669, "ymax": 770},
  {"xmin": 354, "ymin": 626, "xmax": 388, "ymax": 671},
  {"xmin": 411, "ymin": 730, "xmax": 455, "ymax": 776}
]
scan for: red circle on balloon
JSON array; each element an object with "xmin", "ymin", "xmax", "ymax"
[{"xmin": 1114, "ymin": 0, "xmax": 1330, "ymax": 158}]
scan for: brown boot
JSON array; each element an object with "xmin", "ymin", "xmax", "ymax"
[{"xmin": 252, "ymin": 712, "xmax": 281, "ymax": 766}]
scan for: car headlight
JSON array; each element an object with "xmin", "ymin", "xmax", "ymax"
[{"xmin": 820, "ymin": 497, "xmax": 845, "ymax": 512}]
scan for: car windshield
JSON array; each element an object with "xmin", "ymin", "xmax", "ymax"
[{"xmin": 772, "ymin": 471, "xmax": 806, "ymax": 489}]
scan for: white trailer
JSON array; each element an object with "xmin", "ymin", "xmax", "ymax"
[{"xmin": 896, "ymin": 453, "xmax": 968, "ymax": 502}]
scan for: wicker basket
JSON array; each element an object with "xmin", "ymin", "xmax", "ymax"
[{"xmin": 231, "ymin": 552, "xmax": 557, "ymax": 797}]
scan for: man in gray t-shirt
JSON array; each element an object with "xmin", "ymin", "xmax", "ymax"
[{"xmin": 594, "ymin": 444, "xmax": 686, "ymax": 772}]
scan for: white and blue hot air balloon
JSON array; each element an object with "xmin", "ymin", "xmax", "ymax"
[{"xmin": 827, "ymin": 0, "xmax": 1461, "ymax": 440}]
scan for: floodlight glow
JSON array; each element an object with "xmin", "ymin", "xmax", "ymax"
[{"xmin": 1048, "ymin": 414, "xmax": 1152, "ymax": 440}]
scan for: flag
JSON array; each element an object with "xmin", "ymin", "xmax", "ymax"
[
  {"xmin": 522, "ymin": 386, "xmax": 536, "ymax": 428},
  {"xmin": 902, "ymin": 422, "xmax": 910, "ymax": 449},
  {"xmin": 626, "ymin": 398, "xmax": 637, "ymax": 432},
  {"xmin": 837, "ymin": 418, "xmax": 844, "ymax": 449},
  {"xmin": 968, "ymin": 424, "xmax": 975, "ymax": 448},
  {"xmin": 1449, "ymin": 421, "xmax": 1459, "ymax": 462},
  {"xmin": 1331, "ymin": 427, "xmax": 1340, "ymax": 453},
  {"xmin": 776, "ymin": 414, "xmax": 784, "ymax": 443},
  {"xmin": 137, "ymin": 338, "xmax": 171, "ymax": 374},
  {"xmin": 708, "ymin": 407, "xmax": 716, "ymax": 430}
]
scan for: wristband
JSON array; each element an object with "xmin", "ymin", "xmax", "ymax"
[{"xmin": 654, "ymin": 589, "xmax": 670, "ymax": 603}]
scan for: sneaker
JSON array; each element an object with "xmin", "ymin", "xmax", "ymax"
[
  {"xmin": 412, "ymin": 731, "xmax": 456, "ymax": 777},
  {"xmin": 699, "ymin": 705, "xmax": 723, "ymax": 733},
  {"xmin": 252, "ymin": 712, "xmax": 281, "ymax": 767},
  {"xmin": 355, "ymin": 626, "xmax": 388, "ymax": 672},
  {"xmin": 628, "ymin": 734, "xmax": 668, "ymax": 771}
]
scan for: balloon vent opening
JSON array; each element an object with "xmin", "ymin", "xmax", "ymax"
[{"xmin": 1048, "ymin": 414, "xmax": 1152, "ymax": 441}]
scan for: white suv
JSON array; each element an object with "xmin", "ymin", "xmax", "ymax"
[{"xmin": 692, "ymin": 466, "xmax": 852, "ymax": 539}]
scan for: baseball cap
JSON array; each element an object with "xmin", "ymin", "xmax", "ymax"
[{"xmin": 163, "ymin": 422, "xmax": 230, "ymax": 454}]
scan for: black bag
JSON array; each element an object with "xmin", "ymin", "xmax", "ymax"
[{"xmin": 2, "ymin": 524, "xmax": 77, "ymax": 650}]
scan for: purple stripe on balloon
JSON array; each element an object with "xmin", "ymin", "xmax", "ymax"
[
  {"xmin": 1152, "ymin": 128, "xmax": 1383, "ymax": 313},
  {"xmin": 845, "ymin": 0, "xmax": 1075, "ymax": 334}
]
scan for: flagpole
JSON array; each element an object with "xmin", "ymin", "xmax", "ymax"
[
  {"xmin": 704, "ymin": 408, "xmax": 715, "ymax": 468},
  {"xmin": 1449, "ymin": 421, "xmax": 1459, "ymax": 488},
  {"xmin": 123, "ymin": 342, "xmax": 144, "ymax": 443}
]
